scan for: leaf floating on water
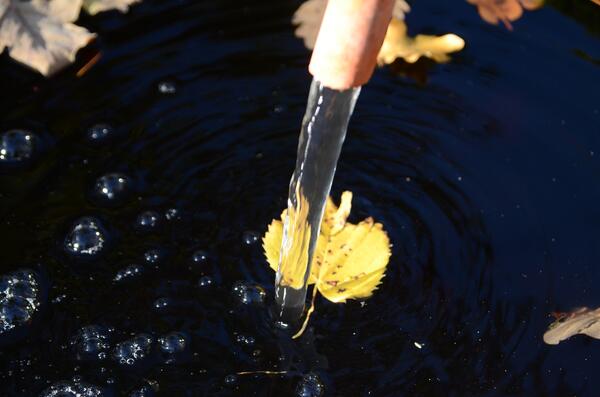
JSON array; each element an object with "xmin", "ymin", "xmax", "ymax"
[
  {"xmin": 0, "ymin": 0, "xmax": 95, "ymax": 76},
  {"xmin": 82, "ymin": 0, "xmax": 141, "ymax": 15},
  {"xmin": 377, "ymin": 18, "xmax": 465, "ymax": 65},
  {"xmin": 466, "ymin": 0, "xmax": 544, "ymax": 30},
  {"xmin": 263, "ymin": 191, "xmax": 391, "ymax": 338},
  {"xmin": 292, "ymin": 0, "xmax": 410, "ymax": 50},
  {"xmin": 543, "ymin": 307, "xmax": 600, "ymax": 345}
]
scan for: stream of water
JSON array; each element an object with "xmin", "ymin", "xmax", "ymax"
[{"xmin": 275, "ymin": 79, "xmax": 361, "ymax": 322}]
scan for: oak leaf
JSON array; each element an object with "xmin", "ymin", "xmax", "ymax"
[
  {"xmin": 543, "ymin": 307, "xmax": 600, "ymax": 345},
  {"xmin": 263, "ymin": 191, "xmax": 391, "ymax": 337},
  {"xmin": 377, "ymin": 18, "xmax": 465, "ymax": 65},
  {"xmin": 0, "ymin": 0, "xmax": 94, "ymax": 76}
]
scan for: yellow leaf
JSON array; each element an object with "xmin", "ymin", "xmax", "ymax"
[
  {"xmin": 377, "ymin": 18, "xmax": 465, "ymax": 65},
  {"xmin": 263, "ymin": 191, "xmax": 391, "ymax": 337}
]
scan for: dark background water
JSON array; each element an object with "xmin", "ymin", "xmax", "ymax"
[{"xmin": 1, "ymin": 0, "xmax": 599, "ymax": 395}]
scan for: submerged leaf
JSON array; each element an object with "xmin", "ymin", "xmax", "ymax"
[
  {"xmin": 82, "ymin": 0, "xmax": 141, "ymax": 15},
  {"xmin": 263, "ymin": 191, "xmax": 391, "ymax": 336},
  {"xmin": 543, "ymin": 307, "xmax": 600, "ymax": 345},
  {"xmin": 0, "ymin": 0, "xmax": 95, "ymax": 76},
  {"xmin": 377, "ymin": 18, "xmax": 465, "ymax": 65},
  {"xmin": 467, "ymin": 0, "xmax": 544, "ymax": 30}
]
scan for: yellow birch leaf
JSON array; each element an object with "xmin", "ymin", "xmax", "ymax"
[
  {"xmin": 263, "ymin": 191, "xmax": 391, "ymax": 337},
  {"xmin": 377, "ymin": 18, "xmax": 465, "ymax": 65}
]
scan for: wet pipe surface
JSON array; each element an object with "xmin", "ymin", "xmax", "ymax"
[{"xmin": 0, "ymin": 0, "xmax": 599, "ymax": 395}]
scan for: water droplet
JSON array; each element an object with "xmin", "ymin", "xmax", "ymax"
[
  {"xmin": 64, "ymin": 217, "xmax": 106, "ymax": 256},
  {"xmin": 242, "ymin": 231, "xmax": 260, "ymax": 245},
  {"xmin": 0, "ymin": 129, "xmax": 36, "ymax": 163},
  {"xmin": 113, "ymin": 333, "xmax": 153, "ymax": 366},
  {"xmin": 114, "ymin": 265, "xmax": 143, "ymax": 282},
  {"xmin": 157, "ymin": 81, "xmax": 176, "ymax": 94},
  {"xmin": 197, "ymin": 276, "xmax": 213, "ymax": 288},
  {"xmin": 92, "ymin": 173, "xmax": 129, "ymax": 203},
  {"xmin": 224, "ymin": 374, "xmax": 238, "ymax": 386},
  {"xmin": 71, "ymin": 325, "xmax": 111, "ymax": 360},
  {"xmin": 40, "ymin": 380, "xmax": 103, "ymax": 397},
  {"xmin": 87, "ymin": 123, "xmax": 113, "ymax": 142},
  {"xmin": 158, "ymin": 332, "xmax": 187, "ymax": 354},
  {"xmin": 296, "ymin": 373, "xmax": 324, "ymax": 397},
  {"xmin": 0, "ymin": 269, "xmax": 41, "ymax": 335},
  {"xmin": 231, "ymin": 281, "xmax": 266, "ymax": 305},
  {"xmin": 136, "ymin": 211, "xmax": 160, "ymax": 229}
]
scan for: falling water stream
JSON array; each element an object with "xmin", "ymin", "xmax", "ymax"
[{"xmin": 275, "ymin": 79, "xmax": 361, "ymax": 322}]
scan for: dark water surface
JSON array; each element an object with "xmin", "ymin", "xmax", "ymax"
[{"xmin": 1, "ymin": 0, "xmax": 599, "ymax": 395}]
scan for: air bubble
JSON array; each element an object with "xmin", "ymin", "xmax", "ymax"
[
  {"xmin": 158, "ymin": 332, "xmax": 187, "ymax": 354},
  {"xmin": 113, "ymin": 333, "xmax": 153, "ymax": 366},
  {"xmin": 0, "ymin": 269, "xmax": 40, "ymax": 335},
  {"xmin": 114, "ymin": 265, "xmax": 143, "ymax": 282},
  {"xmin": 40, "ymin": 380, "xmax": 103, "ymax": 397},
  {"xmin": 164, "ymin": 208, "xmax": 179, "ymax": 220},
  {"xmin": 242, "ymin": 231, "xmax": 260, "ymax": 245},
  {"xmin": 144, "ymin": 249, "xmax": 163, "ymax": 265},
  {"xmin": 191, "ymin": 250, "xmax": 208, "ymax": 264},
  {"xmin": 197, "ymin": 276, "xmax": 213, "ymax": 288},
  {"xmin": 224, "ymin": 374, "xmax": 238, "ymax": 386},
  {"xmin": 295, "ymin": 373, "xmax": 325, "ymax": 397},
  {"xmin": 153, "ymin": 297, "xmax": 170, "ymax": 310},
  {"xmin": 231, "ymin": 281, "xmax": 266, "ymax": 305},
  {"xmin": 71, "ymin": 325, "xmax": 111, "ymax": 360},
  {"xmin": 157, "ymin": 81, "xmax": 176, "ymax": 94},
  {"xmin": 64, "ymin": 217, "xmax": 106, "ymax": 256},
  {"xmin": 136, "ymin": 211, "xmax": 160, "ymax": 229},
  {"xmin": 87, "ymin": 124, "xmax": 113, "ymax": 142},
  {"xmin": 92, "ymin": 173, "xmax": 129, "ymax": 203},
  {"xmin": 0, "ymin": 129, "xmax": 37, "ymax": 164}
]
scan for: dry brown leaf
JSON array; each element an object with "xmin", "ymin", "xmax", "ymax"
[
  {"xmin": 543, "ymin": 307, "xmax": 600, "ymax": 345},
  {"xmin": 82, "ymin": 0, "xmax": 141, "ymax": 15},
  {"xmin": 293, "ymin": 0, "xmax": 409, "ymax": 50},
  {"xmin": 467, "ymin": 0, "xmax": 544, "ymax": 30},
  {"xmin": 377, "ymin": 18, "xmax": 465, "ymax": 65},
  {"xmin": 0, "ymin": 0, "xmax": 95, "ymax": 76}
]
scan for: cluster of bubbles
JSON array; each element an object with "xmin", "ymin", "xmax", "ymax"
[
  {"xmin": 0, "ymin": 269, "xmax": 41, "ymax": 334},
  {"xmin": 40, "ymin": 380, "xmax": 103, "ymax": 397},
  {"xmin": 0, "ymin": 129, "xmax": 37, "ymax": 164},
  {"xmin": 296, "ymin": 373, "xmax": 325, "ymax": 397},
  {"xmin": 231, "ymin": 281, "xmax": 266, "ymax": 305},
  {"xmin": 71, "ymin": 325, "xmax": 111, "ymax": 361},
  {"xmin": 113, "ymin": 265, "xmax": 143, "ymax": 282},
  {"xmin": 234, "ymin": 334, "xmax": 255, "ymax": 347},
  {"xmin": 113, "ymin": 333, "xmax": 154, "ymax": 366},
  {"xmin": 64, "ymin": 217, "xmax": 106, "ymax": 256}
]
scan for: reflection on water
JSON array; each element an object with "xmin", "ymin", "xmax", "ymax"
[{"xmin": 0, "ymin": 0, "xmax": 598, "ymax": 395}]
